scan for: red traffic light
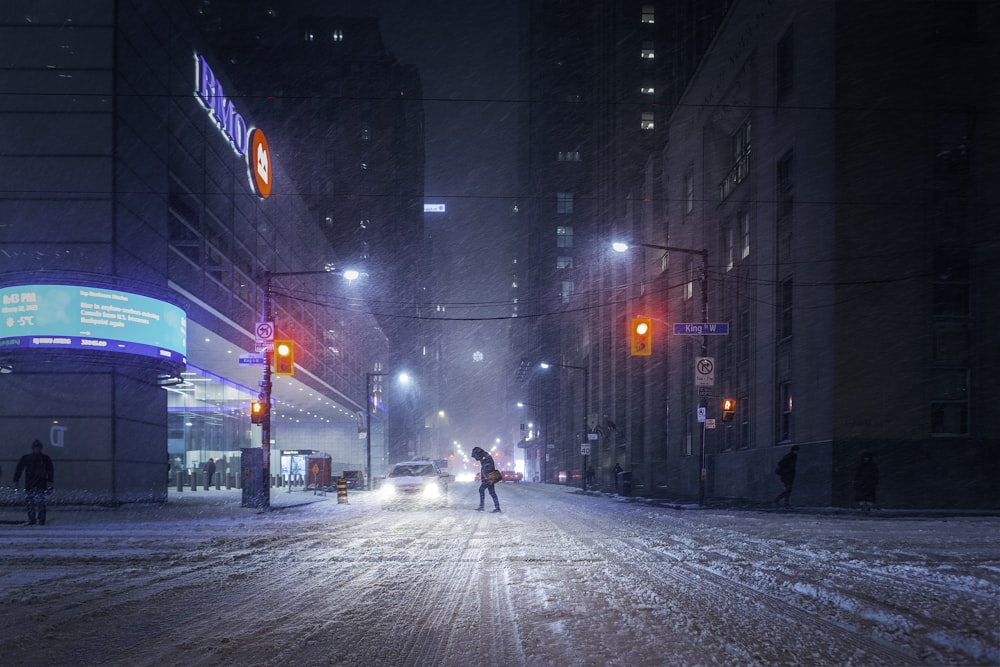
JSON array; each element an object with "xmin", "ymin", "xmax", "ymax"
[{"xmin": 273, "ymin": 339, "xmax": 294, "ymax": 375}]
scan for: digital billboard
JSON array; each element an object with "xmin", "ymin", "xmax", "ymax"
[{"xmin": 0, "ymin": 284, "xmax": 187, "ymax": 365}]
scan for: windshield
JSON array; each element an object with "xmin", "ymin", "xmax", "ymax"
[{"xmin": 389, "ymin": 464, "xmax": 435, "ymax": 478}]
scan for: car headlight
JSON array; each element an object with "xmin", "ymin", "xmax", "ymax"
[
  {"xmin": 422, "ymin": 483, "xmax": 441, "ymax": 499},
  {"xmin": 380, "ymin": 484, "xmax": 397, "ymax": 499}
]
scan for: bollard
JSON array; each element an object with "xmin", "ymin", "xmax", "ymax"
[
  {"xmin": 190, "ymin": 471, "xmax": 197, "ymax": 491},
  {"xmin": 176, "ymin": 470, "xmax": 184, "ymax": 492},
  {"xmin": 336, "ymin": 477, "xmax": 348, "ymax": 504}
]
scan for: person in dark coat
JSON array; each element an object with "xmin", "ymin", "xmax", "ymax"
[
  {"xmin": 854, "ymin": 451, "xmax": 879, "ymax": 513},
  {"xmin": 13, "ymin": 440, "xmax": 55, "ymax": 526},
  {"xmin": 471, "ymin": 446, "xmax": 501, "ymax": 512},
  {"xmin": 773, "ymin": 445, "xmax": 800, "ymax": 508},
  {"xmin": 204, "ymin": 458, "xmax": 217, "ymax": 489}
]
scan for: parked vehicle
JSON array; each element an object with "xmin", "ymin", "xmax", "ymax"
[{"xmin": 341, "ymin": 470, "xmax": 364, "ymax": 489}]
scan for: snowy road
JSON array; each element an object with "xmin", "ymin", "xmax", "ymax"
[{"xmin": 1, "ymin": 482, "xmax": 997, "ymax": 666}]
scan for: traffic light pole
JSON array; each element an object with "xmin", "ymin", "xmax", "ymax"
[{"xmin": 259, "ymin": 272, "xmax": 274, "ymax": 511}]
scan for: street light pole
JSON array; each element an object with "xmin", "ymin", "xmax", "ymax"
[
  {"xmin": 365, "ymin": 372, "xmax": 377, "ymax": 491},
  {"xmin": 613, "ymin": 241, "xmax": 709, "ymax": 504},
  {"xmin": 255, "ymin": 266, "xmax": 358, "ymax": 511}
]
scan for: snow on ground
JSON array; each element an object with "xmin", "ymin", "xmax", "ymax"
[{"xmin": 1, "ymin": 482, "xmax": 997, "ymax": 666}]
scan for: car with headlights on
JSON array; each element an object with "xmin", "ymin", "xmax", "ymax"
[{"xmin": 379, "ymin": 460, "xmax": 449, "ymax": 509}]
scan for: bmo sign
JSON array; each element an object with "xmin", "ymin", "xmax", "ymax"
[{"xmin": 195, "ymin": 54, "xmax": 272, "ymax": 199}]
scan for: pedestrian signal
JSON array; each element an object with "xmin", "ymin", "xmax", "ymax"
[
  {"xmin": 631, "ymin": 317, "xmax": 652, "ymax": 356},
  {"xmin": 274, "ymin": 339, "xmax": 294, "ymax": 375},
  {"xmin": 722, "ymin": 398, "xmax": 736, "ymax": 422},
  {"xmin": 250, "ymin": 401, "xmax": 266, "ymax": 424}
]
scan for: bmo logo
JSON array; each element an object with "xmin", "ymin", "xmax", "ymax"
[{"xmin": 195, "ymin": 54, "xmax": 272, "ymax": 199}]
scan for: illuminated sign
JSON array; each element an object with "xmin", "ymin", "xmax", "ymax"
[
  {"xmin": 424, "ymin": 203, "xmax": 446, "ymax": 213},
  {"xmin": 195, "ymin": 54, "xmax": 272, "ymax": 199},
  {"xmin": 0, "ymin": 284, "xmax": 187, "ymax": 365}
]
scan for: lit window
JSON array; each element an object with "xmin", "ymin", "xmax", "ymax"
[
  {"xmin": 332, "ymin": 30, "xmax": 344, "ymax": 42},
  {"xmin": 641, "ymin": 5, "xmax": 655, "ymax": 23},
  {"xmin": 557, "ymin": 256, "xmax": 574, "ymax": 269},
  {"xmin": 560, "ymin": 281, "xmax": 574, "ymax": 303},
  {"xmin": 556, "ymin": 226, "xmax": 574, "ymax": 248},
  {"xmin": 641, "ymin": 112, "xmax": 654, "ymax": 130},
  {"xmin": 640, "ymin": 86, "xmax": 655, "ymax": 95},
  {"xmin": 556, "ymin": 192, "xmax": 574, "ymax": 214},
  {"xmin": 641, "ymin": 42, "xmax": 655, "ymax": 59},
  {"xmin": 725, "ymin": 227, "xmax": 734, "ymax": 272},
  {"xmin": 740, "ymin": 211, "xmax": 751, "ymax": 259},
  {"xmin": 304, "ymin": 31, "xmax": 315, "ymax": 42},
  {"xmin": 558, "ymin": 151, "xmax": 581, "ymax": 162}
]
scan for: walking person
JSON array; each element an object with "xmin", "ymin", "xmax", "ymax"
[
  {"xmin": 471, "ymin": 446, "xmax": 501, "ymax": 513},
  {"xmin": 13, "ymin": 440, "xmax": 54, "ymax": 526},
  {"xmin": 854, "ymin": 451, "xmax": 879, "ymax": 513},
  {"xmin": 204, "ymin": 458, "xmax": 217, "ymax": 490},
  {"xmin": 773, "ymin": 445, "xmax": 800, "ymax": 508},
  {"xmin": 613, "ymin": 462, "xmax": 623, "ymax": 494}
]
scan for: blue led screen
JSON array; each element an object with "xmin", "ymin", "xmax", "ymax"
[{"xmin": 0, "ymin": 284, "xmax": 187, "ymax": 365}]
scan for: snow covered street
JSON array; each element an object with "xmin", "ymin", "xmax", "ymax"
[{"xmin": 1, "ymin": 482, "xmax": 997, "ymax": 666}]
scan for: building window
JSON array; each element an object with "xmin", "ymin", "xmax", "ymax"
[
  {"xmin": 641, "ymin": 111, "xmax": 655, "ymax": 130},
  {"xmin": 558, "ymin": 150, "xmax": 581, "ymax": 162},
  {"xmin": 684, "ymin": 170, "xmax": 694, "ymax": 214},
  {"xmin": 934, "ymin": 111, "xmax": 970, "ymax": 175},
  {"xmin": 556, "ymin": 226, "xmax": 574, "ymax": 248},
  {"xmin": 332, "ymin": 29, "xmax": 344, "ymax": 42},
  {"xmin": 740, "ymin": 310, "xmax": 750, "ymax": 362},
  {"xmin": 724, "ymin": 226, "xmax": 734, "ymax": 272},
  {"xmin": 740, "ymin": 210, "xmax": 751, "ymax": 259},
  {"xmin": 778, "ymin": 382, "xmax": 793, "ymax": 442},
  {"xmin": 777, "ymin": 150, "xmax": 794, "ymax": 220},
  {"xmin": 556, "ymin": 256, "xmax": 574, "ymax": 269},
  {"xmin": 776, "ymin": 26, "xmax": 794, "ymax": 102},
  {"xmin": 720, "ymin": 119, "xmax": 751, "ymax": 199},
  {"xmin": 641, "ymin": 5, "xmax": 655, "ymax": 23},
  {"xmin": 560, "ymin": 280, "xmax": 574, "ymax": 303},
  {"xmin": 556, "ymin": 192, "xmax": 574, "ymax": 214},
  {"xmin": 683, "ymin": 255, "xmax": 694, "ymax": 300},
  {"xmin": 640, "ymin": 85, "xmax": 655, "ymax": 95},
  {"xmin": 933, "ymin": 247, "xmax": 970, "ymax": 318},
  {"xmin": 778, "ymin": 278, "xmax": 793, "ymax": 340},
  {"xmin": 641, "ymin": 42, "xmax": 655, "ymax": 59}
]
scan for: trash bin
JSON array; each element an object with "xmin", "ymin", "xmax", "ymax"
[{"xmin": 618, "ymin": 471, "xmax": 632, "ymax": 496}]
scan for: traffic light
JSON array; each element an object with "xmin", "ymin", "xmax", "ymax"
[
  {"xmin": 722, "ymin": 398, "xmax": 736, "ymax": 422},
  {"xmin": 631, "ymin": 317, "xmax": 652, "ymax": 356},
  {"xmin": 250, "ymin": 400, "xmax": 267, "ymax": 424},
  {"xmin": 273, "ymin": 339, "xmax": 294, "ymax": 375}
]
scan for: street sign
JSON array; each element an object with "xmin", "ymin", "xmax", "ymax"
[
  {"xmin": 673, "ymin": 322, "xmax": 729, "ymax": 335},
  {"xmin": 697, "ymin": 407, "xmax": 707, "ymax": 423},
  {"xmin": 239, "ymin": 354, "xmax": 266, "ymax": 365},
  {"xmin": 695, "ymin": 356, "xmax": 715, "ymax": 387},
  {"xmin": 254, "ymin": 341, "xmax": 273, "ymax": 353},
  {"xmin": 255, "ymin": 321, "xmax": 274, "ymax": 342},
  {"xmin": 580, "ymin": 444, "xmax": 591, "ymax": 455},
  {"xmin": 706, "ymin": 418, "xmax": 716, "ymax": 429}
]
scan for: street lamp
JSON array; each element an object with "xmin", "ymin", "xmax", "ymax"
[
  {"xmin": 365, "ymin": 370, "xmax": 411, "ymax": 491},
  {"xmin": 253, "ymin": 266, "xmax": 358, "ymax": 511},
  {"xmin": 539, "ymin": 361, "xmax": 589, "ymax": 491},
  {"xmin": 613, "ymin": 240, "xmax": 711, "ymax": 505}
]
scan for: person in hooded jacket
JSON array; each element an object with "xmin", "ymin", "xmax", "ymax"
[
  {"xmin": 14, "ymin": 440, "xmax": 54, "ymax": 526},
  {"xmin": 471, "ymin": 446, "xmax": 501, "ymax": 512}
]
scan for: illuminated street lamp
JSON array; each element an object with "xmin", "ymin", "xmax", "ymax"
[{"xmin": 613, "ymin": 240, "xmax": 711, "ymax": 505}]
